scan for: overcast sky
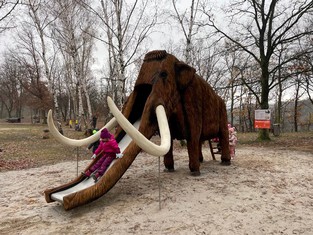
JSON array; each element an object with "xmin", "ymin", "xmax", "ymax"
[{"xmin": 0, "ymin": 0, "xmax": 229, "ymax": 60}]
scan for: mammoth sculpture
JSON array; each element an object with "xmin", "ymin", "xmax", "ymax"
[
  {"xmin": 112, "ymin": 50, "xmax": 231, "ymax": 175},
  {"xmin": 45, "ymin": 50, "xmax": 231, "ymax": 210}
]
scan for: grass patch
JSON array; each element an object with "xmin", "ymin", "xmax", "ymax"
[
  {"xmin": 237, "ymin": 131, "xmax": 313, "ymax": 152},
  {"xmin": 0, "ymin": 123, "xmax": 90, "ymax": 171}
]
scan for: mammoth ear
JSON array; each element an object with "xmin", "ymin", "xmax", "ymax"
[{"xmin": 175, "ymin": 61, "xmax": 196, "ymax": 90}]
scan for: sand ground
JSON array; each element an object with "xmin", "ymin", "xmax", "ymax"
[{"xmin": 0, "ymin": 146, "xmax": 312, "ymax": 235}]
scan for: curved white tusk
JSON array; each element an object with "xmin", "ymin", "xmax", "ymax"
[
  {"xmin": 47, "ymin": 109, "xmax": 117, "ymax": 147},
  {"xmin": 107, "ymin": 96, "xmax": 171, "ymax": 156}
]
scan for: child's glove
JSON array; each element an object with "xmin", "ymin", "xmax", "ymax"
[
  {"xmin": 116, "ymin": 153, "xmax": 123, "ymax": 158},
  {"xmin": 91, "ymin": 154, "xmax": 96, "ymax": 159}
]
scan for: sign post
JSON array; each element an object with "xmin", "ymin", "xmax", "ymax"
[{"xmin": 254, "ymin": 109, "xmax": 271, "ymax": 129}]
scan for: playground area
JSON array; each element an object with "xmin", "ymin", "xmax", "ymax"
[{"xmin": 0, "ymin": 124, "xmax": 312, "ymax": 234}]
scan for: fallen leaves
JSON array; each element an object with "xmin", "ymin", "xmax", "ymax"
[{"xmin": 0, "ymin": 158, "xmax": 34, "ymax": 171}]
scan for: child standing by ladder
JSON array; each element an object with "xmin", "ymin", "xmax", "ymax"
[{"xmin": 228, "ymin": 125, "xmax": 238, "ymax": 159}]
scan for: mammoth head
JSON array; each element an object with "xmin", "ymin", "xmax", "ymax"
[{"xmin": 132, "ymin": 50, "xmax": 196, "ymax": 113}]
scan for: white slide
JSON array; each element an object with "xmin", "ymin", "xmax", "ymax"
[{"xmin": 50, "ymin": 120, "xmax": 140, "ymax": 203}]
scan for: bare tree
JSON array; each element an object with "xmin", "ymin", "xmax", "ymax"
[
  {"xmin": 303, "ymin": 63, "xmax": 313, "ymax": 104},
  {"xmin": 0, "ymin": 0, "xmax": 19, "ymax": 33},
  {"xmin": 297, "ymin": 34, "xmax": 313, "ymax": 105},
  {"xmin": 77, "ymin": 0, "xmax": 159, "ymax": 108},
  {"xmin": 273, "ymin": 44, "xmax": 289, "ymax": 126},
  {"xmin": 222, "ymin": 44, "xmax": 242, "ymax": 127},
  {"xmin": 11, "ymin": 26, "xmax": 53, "ymax": 122},
  {"xmin": 51, "ymin": 0, "xmax": 96, "ymax": 130},
  {"xmin": 24, "ymin": 0, "xmax": 62, "ymax": 123},
  {"xmin": 219, "ymin": 40, "xmax": 261, "ymax": 131},
  {"xmin": 202, "ymin": 0, "xmax": 313, "ymax": 140},
  {"xmin": 0, "ymin": 55, "xmax": 24, "ymax": 117},
  {"xmin": 171, "ymin": 0, "xmax": 201, "ymax": 64},
  {"xmin": 52, "ymin": 36, "xmax": 77, "ymax": 122},
  {"xmin": 170, "ymin": 0, "xmax": 230, "ymax": 101}
]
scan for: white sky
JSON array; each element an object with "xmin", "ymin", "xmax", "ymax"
[
  {"xmin": 0, "ymin": 0, "xmax": 309, "ymax": 102},
  {"xmin": 0, "ymin": 0, "xmax": 228, "ymax": 53}
]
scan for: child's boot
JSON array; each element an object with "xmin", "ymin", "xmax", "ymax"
[
  {"xmin": 81, "ymin": 170, "xmax": 92, "ymax": 178},
  {"xmin": 92, "ymin": 172, "xmax": 101, "ymax": 183}
]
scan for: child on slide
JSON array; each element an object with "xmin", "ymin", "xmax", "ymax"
[{"xmin": 82, "ymin": 128, "xmax": 121, "ymax": 182}]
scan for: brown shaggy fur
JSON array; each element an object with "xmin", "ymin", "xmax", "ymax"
[
  {"xmin": 143, "ymin": 50, "xmax": 167, "ymax": 61},
  {"xmin": 120, "ymin": 50, "xmax": 231, "ymax": 175}
]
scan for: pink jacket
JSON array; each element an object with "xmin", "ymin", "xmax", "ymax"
[{"xmin": 94, "ymin": 135, "xmax": 120, "ymax": 158}]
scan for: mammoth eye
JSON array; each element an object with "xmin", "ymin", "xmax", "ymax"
[{"xmin": 160, "ymin": 71, "xmax": 168, "ymax": 78}]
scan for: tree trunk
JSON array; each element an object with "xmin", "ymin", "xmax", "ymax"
[
  {"xmin": 258, "ymin": 66, "xmax": 270, "ymax": 140},
  {"xmin": 294, "ymin": 79, "xmax": 300, "ymax": 132}
]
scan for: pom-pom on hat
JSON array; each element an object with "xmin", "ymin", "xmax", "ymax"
[{"xmin": 100, "ymin": 128, "xmax": 111, "ymax": 139}]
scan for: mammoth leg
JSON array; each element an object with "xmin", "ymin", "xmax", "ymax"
[
  {"xmin": 199, "ymin": 141, "xmax": 204, "ymax": 163},
  {"xmin": 219, "ymin": 129, "xmax": 231, "ymax": 165},
  {"xmin": 218, "ymin": 100, "xmax": 231, "ymax": 165},
  {"xmin": 163, "ymin": 139, "xmax": 174, "ymax": 172},
  {"xmin": 187, "ymin": 139, "xmax": 201, "ymax": 176}
]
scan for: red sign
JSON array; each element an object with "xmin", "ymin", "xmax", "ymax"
[
  {"xmin": 254, "ymin": 109, "xmax": 271, "ymax": 129},
  {"xmin": 254, "ymin": 120, "xmax": 271, "ymax": 129}
]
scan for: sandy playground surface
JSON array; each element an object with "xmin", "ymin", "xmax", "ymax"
[{"xmin": 0, "ymin": 146, "xmax": 312, "ymax": 235}]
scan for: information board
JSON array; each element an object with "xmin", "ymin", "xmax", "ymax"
[{"xmin": 254, "ymin": 109, "xmax": 271, "ymax": 129}]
